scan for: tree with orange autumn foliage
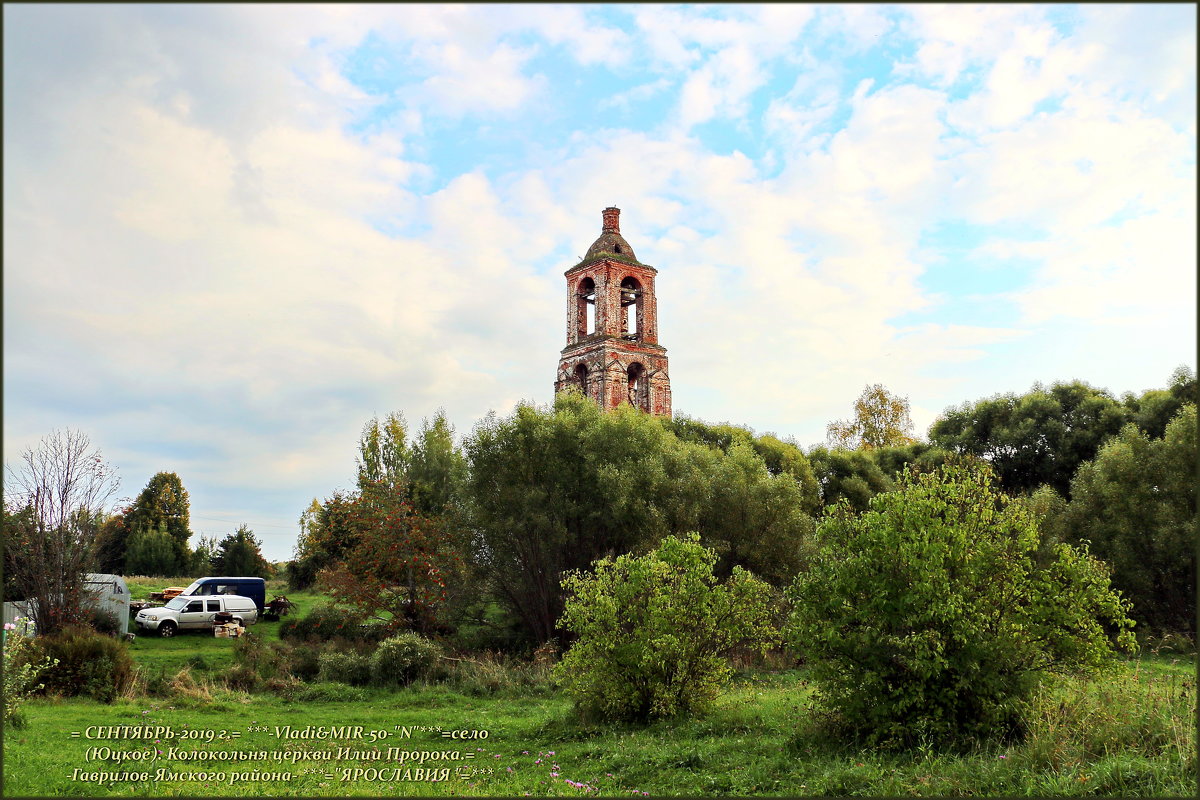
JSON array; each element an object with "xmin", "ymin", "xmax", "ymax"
[{"xmin": 317, "ymin": 483, "xmax": 464, "ymax": 636}]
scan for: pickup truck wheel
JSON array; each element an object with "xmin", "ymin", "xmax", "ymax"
[{"xmin": 158, "ymin": 620, "xmax": 177, "ymax": 638}]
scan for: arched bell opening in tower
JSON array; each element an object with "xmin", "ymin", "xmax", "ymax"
[
  {"xmin": 620, "ymin": 276, "xmax": 642, "ymax": 341},
  {"xmin": 576, "ymin": 277, "xmax": 597, "ymax": 338},
  {"xmin": 627, "ymin": 362, "xmax": 649, "ymax": 411},
  {"xmin": 574, "ymin": 363, "xmax": 589, "ymax": 398}
]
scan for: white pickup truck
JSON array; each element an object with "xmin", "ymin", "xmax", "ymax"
[{"xmin": 134, "ymin": 594, "xmax": 258, "ymax": 637}]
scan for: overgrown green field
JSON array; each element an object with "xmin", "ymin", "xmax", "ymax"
[
  {"xmin": 10, "ymin": 579, "xmax": 1195, "ymax": 795},
  {"xmin": 121, "ymin": 585, "xmax": 324, "ymax": 678},
  {"xmin": 4, "ymin": 646, "xmax": 1194, "ymax": 797}
]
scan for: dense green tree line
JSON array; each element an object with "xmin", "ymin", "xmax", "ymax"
[
  {"xmin": 929, "ymin": 367, "xmax": 1196, "ymax": 498},
  {"xmin": 288, "ymin": 368, "xmax": 1195, "ymax": 649},
  {"xmin": 87, "ymin": 471, "xmax": 271, "ymax": 578},
  {"xmin": 1025, "ymin": 405, "xmax": 1196, "ymax": 634},
  {"xmin": 465, "ymin": 393, "xmax": 815, "ymax": 642},
  {"xmin": 290, "ymin": 394, "xmax": 819, "ymax": 646}
]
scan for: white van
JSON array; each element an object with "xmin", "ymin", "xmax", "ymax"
[{"xmin": 134, "ymin": 594, "xmax": 258, "ymax": 637}]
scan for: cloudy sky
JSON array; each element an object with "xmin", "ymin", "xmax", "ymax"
[{"xmin": 4, "ymin": 4, "xmax": 1195, "ymax": 562}]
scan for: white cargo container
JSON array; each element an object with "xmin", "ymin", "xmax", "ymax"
[{"xmin": 2, "ymin": 573, "xmax": 130, "ymax": 635}]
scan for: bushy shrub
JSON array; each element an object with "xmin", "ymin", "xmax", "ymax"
[
  {"xmin": 4, "ymin": 618, "xmax": 56, "ymax": 727},
  {"xmin": 225, "ymin": 663, "xmax": 262, "ymax": 693},
  {"xmin": 554, "ymin": 533, "xmax": 778, "ymax": 722},
  {"xmin": 86, "ymin": 607, "xmax": 124, "ymax": 637},
  {"xmin": 262, "ymin": 675, "xmax": 304, "ymax": 697},
  {"xmin": 34, "ymin": 624, "xmax": 135, "ymax": 702},
  {"xmin": 786, "ymin": 464, "xmax": 1136, "ymax": 749},
  {"xmin": 279, "ymin": 605, "xmax": 390, "ymax": 645},
  {"xmin": 283, "ymin": 644, "xmax": 322, "ymax": 682},
  {"xmin": 279, "ymin": 605, "xmax": 345, "ymax": 641},
  {"xmin": 231, "ymin": 633, "xmax": 286, "ymax": 681},
  {"xmin": 297, "ymin": 682, "xmax": 367, "ymax": 702},
  {"xmin": 318, "ymin": 650, "xmax": 372, "ymax": 686},
  {"xmin": 229, "ymin": 635, "xmax": 358, "ymax": 687},
  {"xmin": 286, "ymin": 558, "xmax": 318, "ymax": 592},
  {"xmin": 124, "ymin": 527, "xmax": 182, "ymax": 577},
  {"xmin": 232, "ymin": 632, "xmax": 386, "ymax": 685},
  {"xmin": 277, "ymin": 615, "xmax": 304, "ymax": 641},
  {"xmin": 358, "ymin": 619, "xmax": 392, "ymax": 644},
  {"xmin": 370, "ymin": 632, "xmax": 443, "ymax": 686}
]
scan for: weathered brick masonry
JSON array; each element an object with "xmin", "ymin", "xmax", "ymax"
[{"xmin": 554, "ymin": 208, "xmax": 672, "ymax": 416}]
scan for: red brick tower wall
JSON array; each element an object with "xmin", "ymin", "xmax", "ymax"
[{"xmin": 555, "ymin": 208, "xmax": 671, "ymax": 417}]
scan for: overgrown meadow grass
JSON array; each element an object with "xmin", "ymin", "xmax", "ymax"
[{"xmin": 3, "ymin": 644, "xmax": 1194, "ymax": 797}]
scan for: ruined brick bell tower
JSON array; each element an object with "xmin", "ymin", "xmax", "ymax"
[{"xmin": 555, "ymin": 207, "xmax": 672, "ymax": 416}]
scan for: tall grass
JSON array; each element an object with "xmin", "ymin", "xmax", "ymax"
[
  {"xmin": 3, "ymin": 657, "xmax": 1193, "ymax": 797},
  {"xmin": 441, "ymin": 649, "xmax": 555, "ymax": 696},
  {"xmin": 1019, "ymin": 660, "xmax": 1195, "ymax": 771}
]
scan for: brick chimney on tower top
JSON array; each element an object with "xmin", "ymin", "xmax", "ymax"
[{"xmin": 601, "ymin": 207, "xmax": 620, "ymax": 233}]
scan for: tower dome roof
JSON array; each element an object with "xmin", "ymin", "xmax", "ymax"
[
  {"xmin": 584, "ymin": 231, "xmax": 637, "ymax": 262},
  {"xmin": 583, "ymin": 207, "xmax": 638, "ymax": 263}
]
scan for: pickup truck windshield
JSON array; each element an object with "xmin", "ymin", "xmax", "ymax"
[{"xmin": 165, "ymin": 597, "xmax": 189, "ymax": 611}]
